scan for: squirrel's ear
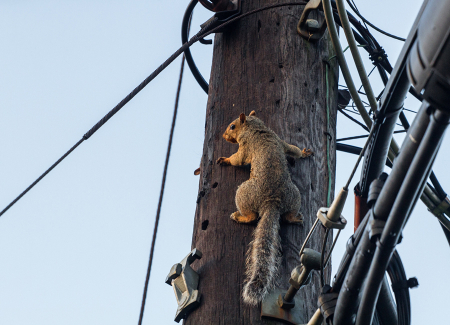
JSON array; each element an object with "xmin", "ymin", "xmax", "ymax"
[
  {"xmin": 239, "ymin": 113, "xmax": 246, "ymax": 124},
  {"xmin": 249, "ymin": 110, "xmax": 256, "ymax": 116}
]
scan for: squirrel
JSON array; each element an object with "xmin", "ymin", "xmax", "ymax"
[{"xmin": 217, "ymin": 110, "xmax": 313, "ymax": 306}]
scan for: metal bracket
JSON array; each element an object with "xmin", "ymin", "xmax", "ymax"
[
  {"xmin": 200, "ymin": 0, "xmax": 242, "ymax": 34},
  {"xmin": 432, "ymin": 195, "xmax": 450, "ymax": 216},
  {"xmin": 261, "ymin": 249, "xmax": 321, "ymax": 324},
  {"xmin": 317, "ymin": 207, "xmax": 347, "ymax": 229},
  {"xmin": 165, "ymin": 248, "xmax": 202, "ymax": 323},
  {"xmin": 261, "ymin": 288, "xmax": 306, "ymax": 325},
  {"xmin": 297, "ymin": 0, "xmax": 327, "ymax": 42},
  {"xmin": 199, "ymin": 0, "xmax": 238, "ymax": 12}
]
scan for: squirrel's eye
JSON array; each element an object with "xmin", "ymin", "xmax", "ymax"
[{"xmin": 230, "ymin": 124, "xmax": 235, "ymax": 130}]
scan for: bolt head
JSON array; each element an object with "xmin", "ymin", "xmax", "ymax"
[{"xmin": 306, "ymin": 19, "xmax": 320, "ymax": 33}]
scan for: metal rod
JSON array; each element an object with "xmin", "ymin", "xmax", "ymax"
[
  {"xmin": 284, "ymin": 285, "xmax": 299, "ymax": 302},
  {"xmin": 298, "ymin": 218, "xmax": 320, "ymax": 258},
  {"xmin": 324, "ymin": 229, "xmax": 341, "ymax": 267}
]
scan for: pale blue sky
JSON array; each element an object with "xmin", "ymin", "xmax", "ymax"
[{"xmin": 1, "ymin": 1, "xmax": 448, "ymax": 324}]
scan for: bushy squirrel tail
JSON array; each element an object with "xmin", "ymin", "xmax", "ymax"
[{"xmin": 243, "ymin": 206, "xmax": 281, "ymax": 305}]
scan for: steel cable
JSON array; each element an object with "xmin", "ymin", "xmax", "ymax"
[
  {"xmin": 1, "ymin": 2, "xmax": 313, "ymax": 218},
  {"xmin": 137, "ymin": 51, "xmax": 188, "ymax": 325}
]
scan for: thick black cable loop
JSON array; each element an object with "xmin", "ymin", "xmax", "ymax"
[
  {"xmin": 184, "ymin": 1, "xmax": 310, "ymax": 93},
  {"xmin": 182, "ymin": 0, "xmax": 209, "ymax": 94},
  {"xmin": 386, "ymin": 250, "xmax": 411, "ymax": 325}
]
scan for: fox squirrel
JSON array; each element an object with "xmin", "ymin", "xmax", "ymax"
[{"xmin": 217, "ymin": 111, "xmax": 313, "ymax": 305}]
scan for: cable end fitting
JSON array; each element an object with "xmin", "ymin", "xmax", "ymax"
[
  {"xmin": 328, "ymin": 187, "xmax": 348, "ymax": 221},
  {"xmin": 317, "ymin": 188, "xmax": 348, "ymax": 229}
]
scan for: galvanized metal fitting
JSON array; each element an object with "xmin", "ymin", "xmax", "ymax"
[
  {"xmin": 317, "ymin": 207, "xmax": 347, "ymax": 229},
  {"xmin": 165, "ymin": 248, "xmax": 202, "ymax": 323},
  {"xmin": 297, "ymin": 0, "xmax": 327, "ymax": 42}
]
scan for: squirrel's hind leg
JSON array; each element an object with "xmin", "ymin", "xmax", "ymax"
[
  {"xmin": 233, "ymin": 179, "xmax": 259, "ymax": 224},
  {"xmin": 281, "ymin": 211, "xmax": 303, "ymax": 224},
  {"xmin": 231, "ymin": 211, "xmax": 258, "ymax": 223},
  {"xmin": 281, "ymin": 182, "xmax": 302, "ymax": 224}
]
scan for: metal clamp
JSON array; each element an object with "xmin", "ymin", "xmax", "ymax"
[
  {"xmin": 261, "ymin": 249, "xmax": 321, "ymax": 324},
  {"xmin": 200, "ymin": 0, "xmax": 241, "ymax": 34},
  {"xmin": 432, "ymin": 195, "xmax": 450, "ymax": 216},
  {"xmin": 165, "ymin": 248, "xmax": 202, "ymax": 323},
  {"xmin": 318, "ymin": 285, "xmax": 339, "ymax": 321},
  {"xmin": 317, "ymin": 207, "xmax": 347, "ymax": 229},
  {"xmin": 199, "ymin": 0, "xmax": 238, "ymax": 12},
  {"xmin": 369, "ymin": 217, "xmax": 386, "ymax": 241},
  {"xmin": 297, "ymin": 0, "xmax": 327, "ymax": 42}
]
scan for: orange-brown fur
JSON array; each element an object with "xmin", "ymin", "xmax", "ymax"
[{"xmin": 217, "ymin": 111, "xmax": 313, "ymax": 305}]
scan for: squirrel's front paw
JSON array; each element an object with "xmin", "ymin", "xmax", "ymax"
[
  {"xmin": 230, "ymin": 212, "xmax": 240, "ymax": 222},
  {"xmin": 216, "ymin": 157, "xmax": 230, "ymax": 165},
  {"xmin": 302, "ymin": 148, "xmax": 314, "ymax": 157}
]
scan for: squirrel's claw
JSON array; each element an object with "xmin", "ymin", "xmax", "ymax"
[
  {"xmin": 302, "ymin": 148, "xmax": 314, "ymax": 157},
  {"xmin": 217, "ymin": 157, "xmax": 230, "ymax": 165}
]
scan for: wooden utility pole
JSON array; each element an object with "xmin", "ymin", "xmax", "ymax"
[{"xmin": 186, "ymin": 1, "xmax": 338, "ymax": 324}]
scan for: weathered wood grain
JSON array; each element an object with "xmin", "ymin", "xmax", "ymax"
[{"xmin": 186, "ymin": 1, "xmax": 338, "ymax": 324}]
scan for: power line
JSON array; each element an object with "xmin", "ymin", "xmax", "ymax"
[
  {"xmin": 0, "ymin": 18, "xmax": 217, "ymax": 218},
  {"xmin": 1, "ymin": 2, "xmax": 310, "ymax": 218},
  {"xmin": 338, "ymin": 108, "xmax": 370, "ymax": 132},
  {"xmin": 346, "ymin": 0, "xmax": 406, "ymax": 41},
  {"xmin": 337, "ymin": 129, "xmax": 406, "ymax": 142},
  {"xmin": 137, "ymin": 52, "xmax": 188, "ymax": 325}
]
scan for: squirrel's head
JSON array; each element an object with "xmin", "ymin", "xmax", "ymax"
[{"xmin": 222, "ymin": 111, "xmax": 256, "ymax": 143}]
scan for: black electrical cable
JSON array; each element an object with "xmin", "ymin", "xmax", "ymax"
[
  {"xmin": 386, "ymin": 250, "xmax": 411, "ymax": 325},
  {"xmin": 2, "ymin": 2, "xmax": 314, "ymax": 218},
  {"xmin": 184, "ymin": 0, "xmax": 421, "ymax": 112},
  {"xmin": 136, "ymin": 12, "xmax": 198, "ymax": 324},
  {"xmin": 182, "ymin": 0, "xmax": 209, "ymax": 94},
  {"xmin": 337, "ymin": 143, "xmax": 395, "ymax": 170},
  {"xmin": 337, "ymin": 130, "xmax": 406, "ymax": 142},
  {"xmin": 137, "ymin": 38, "xmax": 189, "ymax": 324},
  {"xmin": 430, "ymin": 172, "xmax": 447, "ymax": 199},
  {"xmin": 334, "ymin": 0, "xmax": 448, "ymax": 218},
  {"xmin": 320, "ymin": 229, "xmax": 330, "ymax": 287},
  {"xmin": 183, "ymin": 1, "xmax": 311, "ymax": 94},
  {"xmin": 331, "ymin": 1, "xmax": 423, "ymax": 103},
  {"xmin": 338, "ymin": 109, "xmax": 370, "ymax": 131},
  {"xmin": 369, "ymin": 35, "xmax": 449, "ymax": 224},
  {"xmin": 346, "ymin": 0, "xmax": 406, "ymax": 41},
  {"xmin": 0, "ymin": 18, "xmax": 218, "ymax": 218},
  {"xmin": 399, "ymin": 110, "xmax": 446, "ymax": 200},
  {"xmin": 356, "ymin": 108, "xmax": 449, "ymax": 325},
  {"xmin": 440, "ymin": 223, "xmax": 450, "ymax": 246},
  {"xmin": 0, "ymin": 139, "xmax": 84, "ymax": 217}
]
